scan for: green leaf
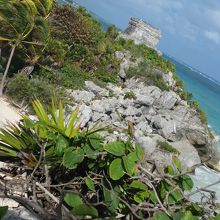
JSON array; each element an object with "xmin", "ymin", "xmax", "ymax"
[
  {"xmin": 172, "ymin": 156, "xmax": 182, "ymax": 171},
  {"xmin": 134, "ymin": 191, "xmax": 149, "ymax": 204},
  {"xmin": 173, "ymin": 211, "xmax": 199, "ymax": 220},
  {"xmin": 64, "ymin": 193, "xmax": 83, "ymax": 208},
  {"xmin": 153, "ymin": 211, "xmax": 170, "ymax": 220},
  {"xmin": 104, "ymin": 141, "xmax": 125, "ymax": 156},
  {"xmin": 135, "ymin": 143, "xmax": 144, "ymax": 160},
  {"xmin": 212, "ymin": 214, "xmax": 220, "ymax": 220},
  {"xmin": 0, "ymin": 206, "xmax": 8, "ymax": 219},
  {"xmin": 103, "ymin": 187, "xmax": 119, "ymax": 213},
  {"xmin": 23, "ymin": 117, "xmax": 35, "ymax": 128},
  {"xmin": 166, "ymin": 165, "xmax": 175, "ymax": 175},
  {"xmin": 63, "ymin": 148, "xmax": 84, "ymax": 169},
  {"xmin": 57, "ymin": 102, "xmax": 65, "ymax": 130},
  {"xmin": 89, "ymin": 135, "xmax": 102, "ymax": 150},
  {"xmin": 130, "ymin": 180, "xmax": 148, "ymax": 191},
  {"xmin": 83, "ymin": 144, "xmax": 97, "ymax": 159},
  {"xmin": 185, "ymin": 204, "xmax": 203, "ymax": 216},
  {"xmin": 71, "ymin": 204, "xmax": 98, "ymax": 218},
  {"xmin": 180, "ymin": 174, "xmax": 194, "ymax": 191},
  {"xmin": 56, "ymin": 136, "xmax": 69, "ymax": 156},
  {"xmin": 122, "ymin": 152, "xmax": 137, "ymax": 176},
  {"xmin": 85, "ymin": 177, "xmax": 95, "ymax": 192},
  {"xmin": 168, "ymin": 189, "xmax": 183, "ymax": 205},
  {"xmin": 65, "ymin": 107, "xmax": 79, "ymax": 138},
  {"xmin": 149, "ymin": 191, "xmax": 158, "ymax": 204},
  {"xmin": 109, "ymin": 158, "xmax": 125, "ymax": 180}
]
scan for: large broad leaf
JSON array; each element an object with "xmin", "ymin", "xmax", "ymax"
[
  {"xmin": 109, "ymin": 158, "xmax": 125, "ymax": 180},
  {"xmin": 103, "ymin": 187, "xmax": 119, "ymax": 213},
  {"xmin": 180, "ymin": 174, "xmax": 194, "ymax": 191},
  {"xmin": 122, "ymin": 152, "xmax": 137, "ymax": 176},
  {"xmin": 83, "ymin": 144, "xmax": 97, "ymax": 159},
  {"xmin": 0, "ymin": 206, "xmax": 8, "ymax": 219},
  {"xmin": 89, "ymin": 134, "xmax": 102, "ymax": 150},
  {"xmin": 64, "ymin": 193, "xmax": 83, "ymax": 208},
  {"xmin": 173, "ymin": 211, "xmax": 199, "ymax": 220},
  {"xmin": 71, "ymin": 204, "xmax": 98, "ymax": 218},
  {"xmin": 130, "ymin": 180, "xmax": 148, "ymax": 191},
  {"xmin": 153, "ymin": 211, "xmax": 170, "ymax": 220},
  {"xmin": 168, "ymin": 189, "xmax": 183, "ymax": 205},
  {"xmin": 63, "ymin": 148, "xmax": 84, "ymax": 169},
  {"xmin": 134, "ymin": 191, "xmax": 149, "ymax": 204},
  {"xmin": 55, "ymin": 135, "xmax": 69, "ymax": 156},
  {"xmin": 104, "ymin": 141, "xmax": 125, "ymax": 156}
]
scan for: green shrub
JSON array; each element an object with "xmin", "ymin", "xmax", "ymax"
[
  {"xmin": 157, "ymin": 141, "xmax": 179, "ymax": 154},
  {"xmin": 106, "ymin": 25, "xmax": 119, "ymax": 41},
  {"xmin": 127, "ymin": 61, "xmax": 170, "ymax": 91},
  {"xmin": 124, "ymin": 91, "xmax": 136, "ymax": 99},
  {"xmin": 6, "ymin": 74, "xmax": 64, "ymax": 106},
  {"xmin": 0, "ymin": 100, "xmax": 215, "ymax": 219},
  {"xmin": 197, "ymin": 108, "xmax": 208, "ymax": 125}
]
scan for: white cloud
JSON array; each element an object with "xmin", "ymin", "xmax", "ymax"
[
  {"xmin": 204, "ymin": 31, "xmax": 220, "ymax": 44},
  {"xmin": 206, "ymin": 9, "xmax": 220, "ymax": 29}
]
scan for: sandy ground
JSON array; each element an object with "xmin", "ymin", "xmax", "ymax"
[{"xmin": 0, "ymin": 97, "xmax": 21, "ymax": 128}]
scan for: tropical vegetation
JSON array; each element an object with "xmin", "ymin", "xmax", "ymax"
[
  {"xmin": 0, "ymin": 100, "xmax": 218, "ymax": 219},
  {"xmin": 0, "ymin": 0, "xmax": 212, "ymax": 219}
]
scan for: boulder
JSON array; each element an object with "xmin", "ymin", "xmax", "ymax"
[
  {"xmin": 171, "ymin": 139, "xmax": 201, "ymax": 170},
  {"xmin": 78, "ymin": 105, "xmax": 92, "ymax": 128},
  {"xmin": 71, "ymin": 90, "xmax": 95, "ymax": 102},
  {"xmin": 85, "ymin": 81, "xmax": 109, "ymax": 97},
  {"xmin": 135, "ymin": 94, "xmax": 154, "ymax": 106},
  {"xmin": 123, "ymin": 106, "xmax": 142, "ymax": 116},
  {"xmin": 155, "ymin": 91, "xmax": 180, "ymax": 109}
]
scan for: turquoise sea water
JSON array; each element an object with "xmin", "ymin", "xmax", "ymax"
[{"xmin": 165, "ymin": 55, "xmax": 220, "ymax": 150}]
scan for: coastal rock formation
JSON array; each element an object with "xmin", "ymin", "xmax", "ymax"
[
  {"xmin": 121, "ymin": 18, "xmax": 161, "ymax": 49},
  {"xmin": 66, "ymin": 77, "xmax": 215, "ymax": 170}
]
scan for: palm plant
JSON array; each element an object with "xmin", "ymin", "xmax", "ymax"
[
  {"xmin": 0, "ymin": 0, "xmax": 53, "ymax": 95},
  {"xmin": 0, "ymin": 99, "xmax": 82, "ymax": 167}
]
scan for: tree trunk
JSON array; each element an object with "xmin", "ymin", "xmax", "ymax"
[{"xmin": 0, "ymin": 44, "xmax": 16, "ymax": 96}]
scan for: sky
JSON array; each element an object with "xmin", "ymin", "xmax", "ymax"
[{"xmin": 73, "ymin": 0, "xmax": 220, "ymax": 82}]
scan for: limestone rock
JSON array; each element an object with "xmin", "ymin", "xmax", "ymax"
[
  {"xmin": 155, "ymin": 91, "xmax": 180, "ymax": 109},
  {"xmin": 123, "ymin": 106, "xmax": 141, "ymax": 116},
  {"xmin": 78, "ymin": 105, "xmax": 92, "ymax": 128},
  {"xmin": 135, "ymin": 94, "xmax": 154, "ymax": 106},
  {"xmin": 171, "ymin": 139, "xmax": 201, "ymax": 170},
  {"xmin": 85, "ymin": 81, "xmax": 109, "ymax": 97},
  {"xmin": 71, "ymin": 90, "xmax": 95, "ymax": 102},
  {"xmin": 162, "ymin": 71, "xmax": 175, "ymax": 87}
]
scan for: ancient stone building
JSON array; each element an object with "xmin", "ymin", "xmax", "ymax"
[{"xmin": 121, "ymin": 18, "xmax": 161, "ymax": 49}]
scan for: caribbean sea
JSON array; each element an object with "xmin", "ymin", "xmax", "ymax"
[{"xmin": 165, "ymin": 55, "xmax": 220, "ymax": 151}]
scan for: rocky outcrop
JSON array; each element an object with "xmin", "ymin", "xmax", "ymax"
[
  {"xmin": 66, "ymin": 78, "xmax": 215, "ymax": 170},
  {"xmin": 121, "ymin": 18, "xmax": 161, "ymax": 50}
]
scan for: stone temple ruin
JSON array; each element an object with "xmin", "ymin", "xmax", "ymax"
[{"xmin": 121, "ymin": 18, "xmax": 161, "ymax": 50}]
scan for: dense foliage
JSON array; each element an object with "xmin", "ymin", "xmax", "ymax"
[
  {"xmin": 0, "ymin": 0, "xmax": 53, "ymax": 95},
  {"xmin": 1, "ymin": 2, "xmax": 177, "ymax": 104},
  {"xmin": 0, "ymin": 100, "xmax": 218, "ymax": 219}
]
